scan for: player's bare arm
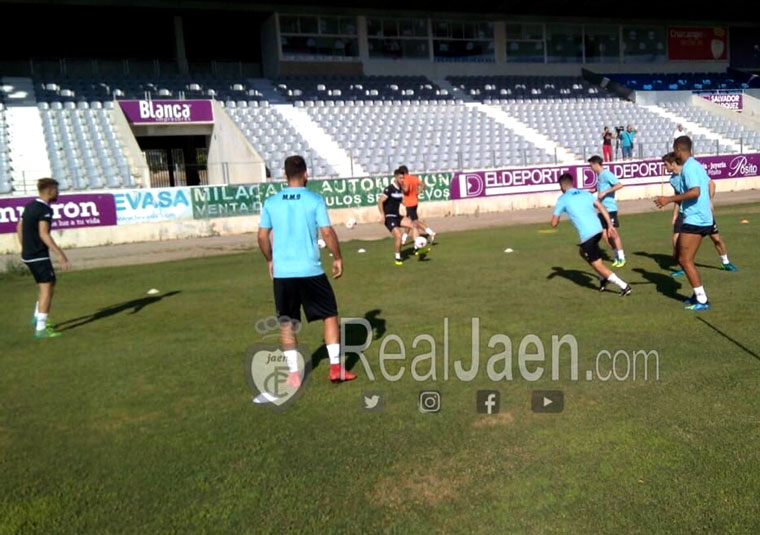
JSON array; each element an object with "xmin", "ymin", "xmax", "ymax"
[
  {"xmin": 377, "ymin": 195, "xmax": 387, "ymax": 222},
  {"xmin": 320, "ymin": 226, "xmax": 343, "ymax": 279},
  {"xmin": 257, "ymin": 227, "xmax": 273, "ymax": 278},
  {"xmin": 16, "ymin": 219, "xmax": 23, "ymax": 248},
  {"xmin": 671, "ymin": 202, "xmax": 680, "ymax": 224},
  {"xmin": 550, "ymin": 215, "xmax": 560, "ymax": 228},
  {"xmin": 708, "ymin": 180, "xmax": 716, "ymax": 199},
  {"xmin": 39, "ymin": 220, "xmax": 70, "ymax": 271},
  {"xmin": 654, "ymin": 186, "xmax": 699, "ymax": 208}
]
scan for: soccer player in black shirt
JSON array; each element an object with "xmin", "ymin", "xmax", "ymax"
[
  {"xmin": 378, "ymin": 169, "xmax": 415, "ymax": 266},
  {"xmin": 17, "ymin": 178, "xmax": 70, "ymax": 338}
]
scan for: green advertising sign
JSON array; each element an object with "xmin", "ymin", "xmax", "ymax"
[{"xmin": 191, "ymin": 173, "xmax": 451, "ymax": 220}]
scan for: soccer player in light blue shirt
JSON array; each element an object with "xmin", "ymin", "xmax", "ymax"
[
  {"xmin": 258, "ymin": 155, "xmax": 356, "ymax": 385},
  {"xmin": 662, "ymin": 152, "xmax": 739, "ymax": 280},
  {"xmin": 588, "ymin": 155, "xmax": 626, "ymax": 267},
  {"xmin": 551, "ymin": 173, "xmax": 631, "ymax": 296},
  {"xmin": 654, "ymin": 137, "xmax": 714, "ymax": 311}
]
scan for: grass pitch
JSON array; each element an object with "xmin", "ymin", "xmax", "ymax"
[{"xmin": 2, "ymin": 202, "xmax": 760, "ymax": 534}]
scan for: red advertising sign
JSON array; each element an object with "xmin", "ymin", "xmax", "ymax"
[{"xmin": 668, "ymin": 27, "xmax": 728, "ymax": 60}]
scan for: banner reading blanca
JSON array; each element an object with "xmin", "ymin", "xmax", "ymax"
[
  {"xmin": 191, "ymin": 173, "xmax": 452, "ymax": 219},
  {"xmin": 119, "ymin": 100, "xmax": 214, "ymax": 124}
]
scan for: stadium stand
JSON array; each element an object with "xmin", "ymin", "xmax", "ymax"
[
  {"xmin": 275, "ymin": 75, "xmax": 452, "ymax": 103},
  {"xmin": 604, "ymin": 72, "xmax": 749, "ymax": 91},
  {"xmin": 501, "ymin": 98, "xmax": 687, "ymax": 160},
  {"xmin": 34, "ymin": 76, "xmax": 265, "ymax": 103},
  {"xmin": 304, "ymin": 100, "xmax": 556, "ymax": 173},
  {"xmin": 223, "ymin": 101, "xmax": 338, "ymax": 178},
  {"xmin": 659, "ymin": 101, "xmax": 760, "ymax": 152},
  {"xmin": 39, "ymin": 101, "xmax": 134, "ymax": 190},
  {"xmin": 0, "ymin": 103, "xmax": 12, "ymax": 193},
  {"xmin": 447, "ymin": 76, "xmax": 610, "ymax": 102}
]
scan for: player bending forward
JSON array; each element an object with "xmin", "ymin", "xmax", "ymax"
[
  {"xmin": 551, "ymin": 173, "xmax": 632, "ymax": 296},
  {"xmin": 661, "ymin": 152, "xmax": 739, "ymax": 278},
  {"xmin": 258, "ymin": 155, "xmax": 356, "ymax": 384},
  {"xmin": 398, "ymin": 165, "xmax": 437, "ymax": 249},
  {"xmin": 378, "ymin": 169, "xmax": 417, "ymax": 266}
]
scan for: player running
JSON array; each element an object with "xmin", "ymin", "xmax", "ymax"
[
  {"xmin": 17, "ymin": 178, "xmax": 70, "ymax": 339},
  {"xmin": 654, "ymin": 137, "xmax": 714, "ymax": 311},
  {"xmin": 398, "ymin": 165, "xmax": 437, "ymax": 249},
  {"xmin": 258, "ymin": 155, "xmax": 356, "ymax": 385},
  {"xmin": 662, "ymin": 152, "xmax": 739, "ymax": 277},
  {"xmin": 378, "ymin": 169, "xmax": 416, "ymax": 266},
  {"xmin": 551, "ymin": 173, "xmax": 632, "ymax": 296},
  {"xmin": 587, "ymin": 155, "xmax": 626, "ymax": 267}
]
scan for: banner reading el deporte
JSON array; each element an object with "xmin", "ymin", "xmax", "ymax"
[{"xmin": 190, "ymin": 173, "xmax": 452, "ymax": 220}]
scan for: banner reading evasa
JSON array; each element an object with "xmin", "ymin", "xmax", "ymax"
[
  {"xmin": 0, "ymin": 194, "xmax": 117, "ymax": 234},
  {"xmin": 119, "ymin": 100, "xmax": 214, "ymax": 124},
  {"xmin": 668, "ymin": 27, "xmax": 728, "ymax": 60}
]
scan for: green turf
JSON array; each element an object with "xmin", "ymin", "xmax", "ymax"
[{"xmin": 2, "ymin": 202, "xmax": 760, "ymax": 534}]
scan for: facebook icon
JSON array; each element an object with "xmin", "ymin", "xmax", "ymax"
[{"xmin": 476, "ymin": 390, "xmax": 500, "ymax": 415}]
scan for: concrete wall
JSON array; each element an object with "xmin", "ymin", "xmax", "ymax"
[
  {"xmin": 206, "ymin": 101, "xmax": 266, "ymax": 184},
  {"xmin": 110, "ymin": 103, "xmax": 150, "ymax": 188},
  {"xmin": 739, "ymin": 92, "xmax": 760, "ymax": 123},
  {"xmin": 2, "ymin": 175, "xmax": 758, "ymax": 254},
  {"xmin": 633, "ymin": 91, "xmax": 694, "ymax": 105}
]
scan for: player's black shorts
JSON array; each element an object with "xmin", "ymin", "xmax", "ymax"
[
  {"xmin": 384, "ymin": 215, "xmax": 401, "ymax": 233},
  {"xmin": 406, "ymin": 205, "xmax": 419, "ymax": 221},
  {"xmin": 598, "ymin": 211, "xmax": 620, "ymax": 229},
  {"xmin": 709, "ymin": 219, "xmax": 719, "ymax": 235},
  {"xmin": 579, "ymin": 233, "xmax": 604, "ymax": 263},
  {"xmin": 25, "ymin": 259, "xmax": 56, "ymax": 284},
  {"xmin": 680, "ymin": 223, "xmax": 714, "ymax": 237},
  {"xmin": 673, "ymin": 213, "xmax": 684, "ymax": 234},
  {"xmin": 273, "ymin": 274, "xmax": 338, "ymax": 323}
]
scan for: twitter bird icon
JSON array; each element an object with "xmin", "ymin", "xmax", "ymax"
[{"xmin": 361, "ymin": 392, "xmax": 384, "ymax": 412}]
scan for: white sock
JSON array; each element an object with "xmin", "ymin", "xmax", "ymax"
[
  {"xmin": 283, "ymin": 349, "xmax": 299, "ymax": 373},
  {"xmin": 327, "ymin": 343, "xmax": 340, "ymax": 366},
  {"xmin": 694, "ymin": 286, "xmax": 708, "ymax": 304},
  {"xmin": 34, "ymin": 301, "xmax": 39, "ymax": 319},
  {"xmin": 618, "ymin": 249, "xmax": 625, "ymax": 261},
  {"xmin": 720, "ymin": 254, "xmax": 729, "ymax": 264},
  {"xmin": 426, "ymin": 227, "xmax": 435, "ymax": 235},
  {"xmin": 395, "ymin": 252, "xmax": 401, "ymax": 260},
  {"xmin": 36, "ymin": 313, "xmax": 48, "ymax": 331},
  {"xmin": 401, "ymin": 233, "xmax": 408, "ymax": 244},
  {"xmin": 607, "ymin": 273, "xmax": 628, "ymax": 290}
]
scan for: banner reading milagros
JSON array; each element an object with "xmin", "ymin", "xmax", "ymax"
[{"xmin": 191, "ymin": 173, "xmax": 452, "ymax": 219}]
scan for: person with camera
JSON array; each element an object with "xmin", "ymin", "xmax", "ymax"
[
  {"xmin": 602, "ymin": 126, "xmax": 614, "ymax": 162},
  {"xmin": 619, "ymin": 125, "xmax": 637, "ymax": 160}
]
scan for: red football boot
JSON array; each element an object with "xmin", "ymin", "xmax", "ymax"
[{"xmin": 329, "ymin": 364, "xmax": 357, "ymax": 383}]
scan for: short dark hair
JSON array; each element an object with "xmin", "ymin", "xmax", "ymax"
[
  {"xmin": 398, "ymin": 165, "xmax": 409, "ymax": 174},
  {"xmin": 37, "ymin": 178, "xmax": 59, "ymax": 193},
  {"xmin": 284, "ymin": 155, "xmax": 307, "ymax": 179},
  {"xmin": 662, "ymin": 152, "xmax": 677, "ymax": 164},
  {"xmin": 587, "ymin": 155, "xmax": 604, "ymax": 166},
  {"xmin": 393, "ymin": 168, "xmax": 404, "ymax": 177},
  {"xmin": 559, "ymin": 173, "xmax": 574, "ymax": 187},
  {"xmin": 674, "ymin": 136, "xmax": 692, "ymax": 153}
]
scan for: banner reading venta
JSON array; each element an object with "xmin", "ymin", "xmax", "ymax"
[
  {"xmin": 191, "ymin": 173, "xmax": 452, "ymax": 219},
  {"xmin": 119, "ymin": 100, "xmax": 214, "ymax": 124},
  {"xmin": 452, "ymin": 153, "xmax": 760, "ymax": 199},
  {"xmin": 0, "ymin": 194, "xmax": 117, "ymax": 234}
]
